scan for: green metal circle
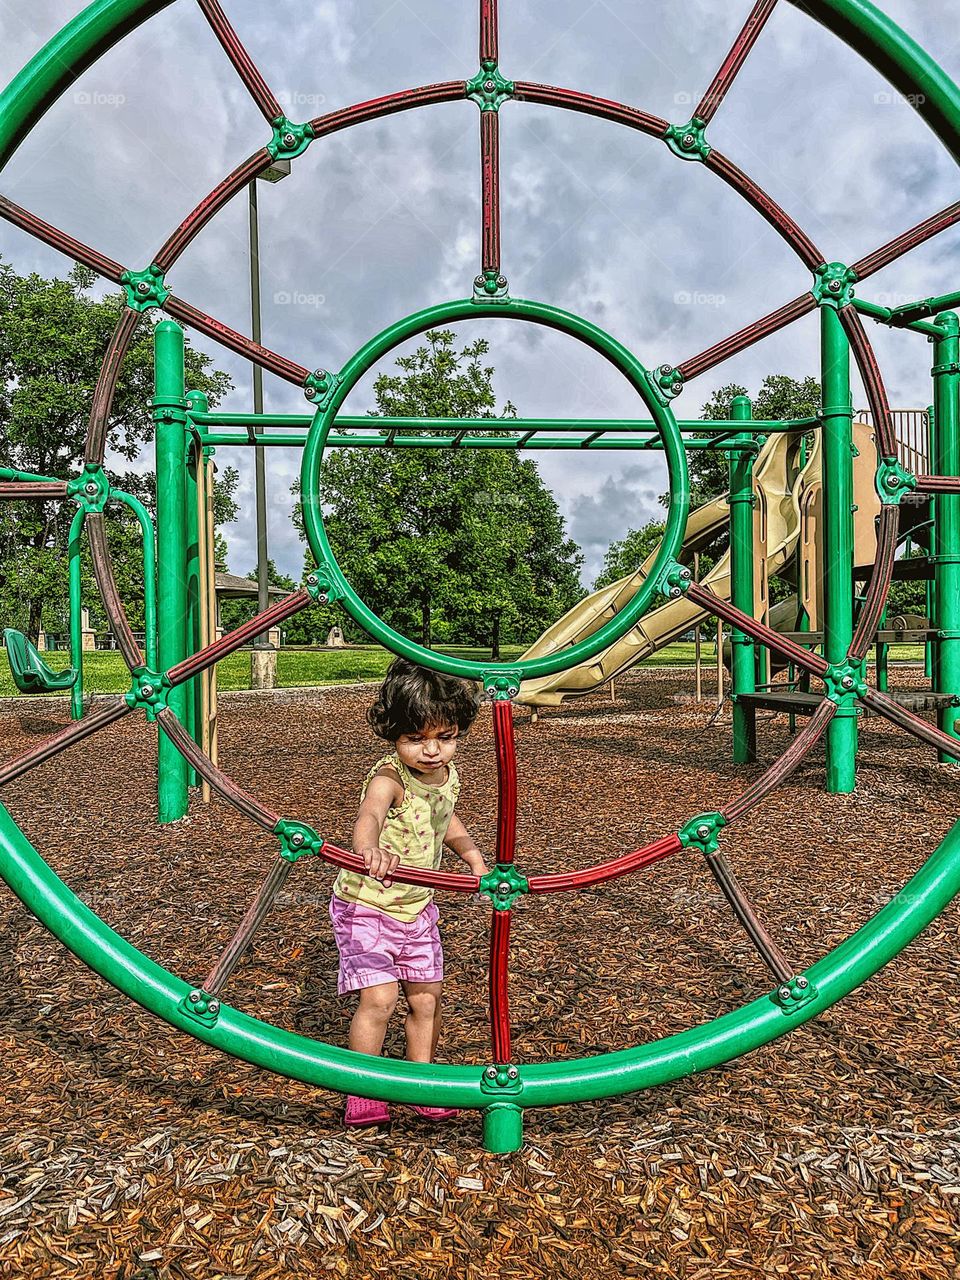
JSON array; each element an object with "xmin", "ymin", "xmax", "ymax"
[{"xmin": 300, "ymin": 296, "xmax": 689, "ymax": 681}]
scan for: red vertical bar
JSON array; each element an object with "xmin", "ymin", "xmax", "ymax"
[
  {"xmin": 481, "ymin": 112, "xmax": 502, "ymax": 286},
  {"xmin": 488, "ymin": 696, "xmax": 517, "ymax": 1064},
  {"xmin": 480, "ymin": 0, "xmax": 499, "ymax": 64}
]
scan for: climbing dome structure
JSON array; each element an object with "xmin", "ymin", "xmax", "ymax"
[{"xmin": 2, "ymin": 0, "xmax": 960, "ymax": 1152}]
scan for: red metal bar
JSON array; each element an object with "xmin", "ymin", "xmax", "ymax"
[
  {"xmin": 166, "ymin": 589, "xmax": 311, "ymax": 685},
  {"xmin": 155, "ymin": 149, "xmax": 272, "ymax": 272},
  {"xmin": 678, "ymin": 293, "xmax": 816, "ymax": 383},
  {"xmin": 527, "ymin": 834, "xmax": 682, "ymax": 894},
  {"xmin": 0, "ymin": 482, "xmax": 68, "ymax": 500},
  {"xmin": 489, "ymin": 909, "xmax": 512, "ymax": 1062},
  {"xmin": 512, "ymin": 81, "xmax": 667, "ymax": 139},
  {"xmin": 203, "ymin": 856, "xmax": 294, "ymax": 994},
  {"xmin": 0, "ymin": 195, "xmax": 125, "ymax": 283},
  {"xmin": 317, "ymin": 839, "xmax": 479, "ymax": 893},
  {"xmin": 157, "ymin": 708, "xmax": 280, "ymax": 829},
  {"xmin": 87, "ymin": 514, "xmax": 143, "ymax": 669},
  {"xmin": 852, "ymin": 200, "xmax": 960, "ymax": 281},
  {"xmin": 860, "ymin": 687, "xmax": 960, "ymax": 757},
  {"xmin": 850, "ymin": 505, "xmax": 898, "ymax": 661},
  {"xmin": 687, "ymin": 582, "xmax": 830, "ymax": 676},
  {"xmin": 706, "ymin": 850, "xmax": 794, "ymax": 983},
  {"xmin": 480, "ymin": 0, "xmax": 499, "ymax": 64},
  {"xmin": 840, "ymin": 304, "xmax": 897, "ymax": 459},
  {"xmin": 0, "ymin": 699, "xmax": 131, "ymax": 788},
  {"xmin": 308, "ymin": 82, "xmax": 467, "ymax": 137},
  {"xmin": 492, "ymin": 699, "xmax": 517, "ymax": 864},
  {"xmin": 195, "ymin": 0, "xmax": 282, "ymax": 123},
  {"xmin": 481, "ymin": 111, "xmax": 501, "ymax": 277},
  {"xmin": 163, "ymin": 295, "xmax": 309, "ymax": 386},
  {"xmin": 696, "ymin": 0, "xmax": 780, "ymax": 124},
  {"xmin": 722, "ymin": 700, "xmax": 836, "ymax": 823},
  {"xmin": 915, "ymin": 474, "xmax": 960, "ymax": 494},
  {"xmin": 705, "ymin": 150, "xmax": 821, "ymax": 269},
  {"xmin": 85, "ymin": 308, "xmax": 141, "ymax": 465}
]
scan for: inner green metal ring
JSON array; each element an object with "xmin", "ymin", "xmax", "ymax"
[{"xmin": 300, "ymin": 296, "xmax": 689, "ymax": 681}]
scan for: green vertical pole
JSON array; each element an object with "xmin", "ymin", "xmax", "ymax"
[
  {"xmin": 68, "ymin": 507, "xmax": 85, "ymax": 722},
  {"xmin": 154, "ymin": 320, "xmax": 190, "ymax": 823},
  {"xmin": 186, "ymin": 391, "xmax": 209, "ymax": 772},
  {"xmin": 821, "ymin": 306, "xmax": 857, "ymax": 793},
  {"xmin": 927, "ymin": 402, "xmax": 937, "ymax": 682},
  {"xmin": 876, "ymin": 603, "xmax": 889, "ymax": 693},
  {"xmin": 729, "ymin": 396, "xmax": 757, "ymax": 764},
  {"xmin": 482, "ymin": 1103, "xmax": 523, "ymax": 1153},
  {"xmin": 932, "ymin": 314, "xmax": 960, "ymax": 763}
]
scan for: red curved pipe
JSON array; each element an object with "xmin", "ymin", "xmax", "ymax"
[
  {"xmin": 480, "ymin": 0, "xmax": 499, "ymax": 65},
  {"xmin": 527, "ymin": 834, "xmax": 682, "ymax": 894},
  {"xmin": 317, "ymin": 840, "xmax": 479, "ymax": 893},
  {"xmin": 916, "ymin": 474, "xmax": 960, "ymax": 494},
  {"xmin": 308, "ymin": 82, "xmax": 467, "ymax": 137},
  {"xmin": 722, "ymin": 699, "xmax": 836, "ymax": 823},
  {"xmin": 841, "ymin": 303, "xmax": 896, "ymax": 459},
  {"xmin": 706, "ymin": 150, "xmax": 821, "ymax": 270},
  {"xmin": 686, "ymin": 582, "xmax": 830, "ymax": 676},
  {"xmin": 166, "ymin": 589, "xmax": 311, "ymax": 685},
  {"xmin": 512, "ymin": 81, "xmax": 667, "ymax": 137},
  {"xmin": 85, "ymin": 308, "xmax": 141, "ymax": 466},
  {"xmin": 0, "ymin": 195, "xmax": 124, "ymax": 283},
  {"xmin": 853, "ymin": 199, "xmax": 960, "ymax": 281},
  {"xmin": 493, "ymin": 699, "xmax": 517, "ymax": 864},
  {"xmin": 196, "ymin": 0, "xmax": 282, "ymax": 124},
  {"xmin": 155, "ymin": 148, "xmax": 273, "ymax": 272},
  {"xmin": 0, "ymin": 482, "xmax": 68, "ymax": 500}
]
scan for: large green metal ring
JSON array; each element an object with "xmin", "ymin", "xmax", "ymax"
[{"xmin": 300, "ymin": 297, "xmax": 689, "ymax": 681}]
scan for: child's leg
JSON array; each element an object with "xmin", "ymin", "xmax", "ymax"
[
  {"xmin": 348, "ymin": 980, "xmax": 399, "ymax": 1056},
  {"xmin": 401, "ymin": 980, "xmax": 443, "ymax": 1063}
]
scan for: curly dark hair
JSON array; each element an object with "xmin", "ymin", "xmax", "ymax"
[{"xmin": 368, "ymin": 658, "xmax": 481, "ymax": 740}]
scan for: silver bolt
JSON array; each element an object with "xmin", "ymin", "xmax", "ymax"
[
  {"xmin": 841, "ymin": 674, "xmax": 854, "ymax": 689},
  {"xmin": 318, "ymin": 592, "xmax": 329, "ymax": 604},
  {"xmin": 886, "ymin": 473, "xmax": 901, "ymax": 489},
  {"xmin": 778, "ymin": 986, "xmax": 792, "ymax": 1001},
  {"xmin": 314, "ymin": 369, "xmax": 327, "ymax": 380},
  {"xmin": 85, "ymin": 481, "xmax": 99, "ymax": 496},
  {"xmin": 305, "ymin": 386, "xmax": 317, "ymax": 400},
  {"xmin": 484, "ymin": 79, "xmax": 495, "ymax": 91},
  {"xmin": 291, "ymin": 832, "xmax": 305, "ymax": 848},
  {"xmin": 141, "ymin": 683, "xmax": 154, "ymax": 698},
  {"xmin": 485, "ymin": 1066, "xmax": 498, "ymax": 1080},
  {"xmin": 507, "ymin": 1066, "xmax": 519, "ymax": 1080},
  {"xmin": 659, "ymin": 364, "xmax": 673, "ymax": 376},
  {"xmin": 680, "ymin": 567, "xmax": 692, "ymax": 581},
  {"xmin": 475, "ymin": 275, "xmax": 485, "ymax": 288},
  {"xmin": 696, "ymin": 824, "xmax": 711, "ymax": 840},
  {"xmin": 669, "ymin": 586, "xmax": 682, "ymax": 598},
  {"xmin": 188, "ymin": 991, "xmax": 202, "ymax": 1004},
  {"xmin": 673, "ymin": 380, "xmax": 684, "ymax": 394},
  {"xmin": 796, "ymin": 976, "xmax": 809, "ymax": 990},
  {"xmin": 283, "ymin": 132, "xmax": 297, "ymax": 148},
  {"xmin": 497, "ymin": 275, "xmax": 507, "ymax": 287},
  {"xmin": 207, "ymin": 999, "xmax": 220, "ymax": 1015},
  {"xmin": 498, "ymin": 881, "xmax": 511, "ymax": 895},
  {"xmin": 682, "ymin": 133, "xmax": 696, "ymax": 148},
  {"xmin": 137, "ymin": 280, "xmax": 151, "ymax": 295},
  {"xmin": 306, "ymin": 574, "xmax": 319, "ymax": 586},
  {"xmin": 828, "ymin": 278, "xmax": 843, "ymax": 293}
]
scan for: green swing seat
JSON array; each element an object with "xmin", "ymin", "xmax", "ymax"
[{"xmin": 3, "ymin": 628, "xmax": 79, "ymax": 693}]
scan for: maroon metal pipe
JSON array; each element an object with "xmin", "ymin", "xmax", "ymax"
[
  {"xmin": 87, "ymin": 514, "xmax": 144, "ymax": 670},
  {"xmin": 308, "ymin": 82, "xmax": 467, "ymax": 137},
  {"xmin": 696, "ymin": 0, "xmax": 780, "ymax": 124},
  {"xmin": 687, "ymin": 582, "xmax": 830, "ymax": 676},
  {"xmin": 0, "ymin": 699, "xmax": 131, "ymax": 788},
  {"xmin": 915, "ymin": 474, "xmax": 960, "ymax": 494},
  {"xmin": 850, "ymin": 505, "xmax": 898, "ymax": 661},
  {"xmin": 195, "ymin": 0, "xmax": 282, "ymax": 123},
  {"xmin": 492, "ymin": 699, "xmax": 517, "ymax": 865},
  {"xmin": 705, "ymin": 150, "xmax": 821, "ymax": 270},
  {"xmin": 512, "ymin": 81, "xmax": 668, "ymax": 139},
  {"xmin": 202, "ymin": 856, "xmax": 294, "ymax": 995},
  {"xmin": 678, "ymin": 293, "xmax": 816, "ymax": 383},
  {"xmin": 480, "ymin": 0, "xmax": 499, "ymax": 64},
  {"xmin": 860, "ymin": 687, "xmax": 960, "ymax": 757},
  {"xmin": 0, "ymin": 195, "xmax": 125, "ymax": 283},
  {"xmin": 0, "ymin": 482, "xmax": 68, "ymax": 500},
  {"xmin": 315, "ymin": 839, "xmax": 479, "ymax": 893},
  {"xmin": 722, "ymin": 699, "xmax": 836, "ymax": 823},
  {"xmin": 481, "ymin": 110, "xmax": 501, "ymax": 277},
  {"xmin": 853, "ymin": 200, "xmax": 960, "ymax": 281},
  {"xmin": 155, "ymin": 149, "xmax": 273, "ymax": 272},
  {"xmin": 85, "ymin": 308, "xmax": 141, "ymax": 465},
  {"xmin": 157, "ymin": 708, "xmax": 280, "ymax": 829},
  {"xmin": 489, "ymin": 908, "xmax": 512, "ymax": 1063},
  {"xmin": 527, "ymin": 834, "xmax": 683, "ymax": 894},
  {"xmin": 706, "ymin": 849, "xmax": 795, "ymax": 984},
  {"xmin": 166, "ymin": 589, "xmax": 311, "ymax": 686},
  {"xmin": 840, "ymin": 304, "xmax": 897, "ymax": 459},
  {"xmin": 163, "ymin": 295, "xmax": 309, "ymax": 387}
]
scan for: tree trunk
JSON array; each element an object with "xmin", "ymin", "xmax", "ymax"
[
  {"xmin": 420, "ymin": 593, "xmax": 432, "ymax": 649},
  {"xmin": 491, "ymin": 609, "xmax": 501, "ymax": 660},
  {"xmin": 28, "ymin": 598, "xmax": 43, "ymax": 644}
]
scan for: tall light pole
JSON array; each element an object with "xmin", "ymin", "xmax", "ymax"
[{"xmin": 250, "ymin": 156, "xmax": 291, "ymax": 645}]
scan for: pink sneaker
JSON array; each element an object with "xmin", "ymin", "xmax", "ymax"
[
  {"xmin": 344, "ymin": 1095, "xmax": 390, "ymax": 1127},
  {"xmin": 410, "ymin": 1104, "xmax": 459, "ymax": 1121}
]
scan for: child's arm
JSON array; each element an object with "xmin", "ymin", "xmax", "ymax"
[
  {"xmin": 443, "ymin": 812, "xmax": 489, "ymax": 877},
  {"xmin": 353, "ymin": 772, "xmax": 404, "ymax": 886}
]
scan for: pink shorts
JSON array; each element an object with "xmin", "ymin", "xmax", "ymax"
[{"xmin": 329, "ymin": 895, "xmax": 444, "ymax": 995}]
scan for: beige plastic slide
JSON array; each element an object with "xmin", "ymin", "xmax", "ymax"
[{"xmin": 517, "ymin": 432, "xmax": 817, "ymax": 707}]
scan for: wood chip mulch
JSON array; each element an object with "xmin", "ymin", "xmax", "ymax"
[{"xmin": 0, "ymin": 668, "xmax": 958, "ymax": 1278}]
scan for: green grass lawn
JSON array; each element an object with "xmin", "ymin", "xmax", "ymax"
[{"xmin": 3, "ymin": 641, "xmax": 929, "ymax": 699}]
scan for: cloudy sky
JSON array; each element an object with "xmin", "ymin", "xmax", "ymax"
[{"xmin": 0, "ymin": 1, "xmax": 958, "ymax": 587}]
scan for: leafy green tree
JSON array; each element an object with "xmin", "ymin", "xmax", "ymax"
[
  {"xmin": 0, "ymin": 258, "xmax": 232, "ymax": 640},
  {"xmin": 293, "ymin": 330, "xmax": 584, "ymax": 649}
]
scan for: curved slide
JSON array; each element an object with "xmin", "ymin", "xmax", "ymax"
[{"xmin": 518, "ymin": 433, "xmax": 814, "ymax": 706}]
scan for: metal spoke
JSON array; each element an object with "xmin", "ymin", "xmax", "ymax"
[
  {"xmin": 852, "ymin": 199, "xmax": 960, "ymax": 281},
  {"xmin": 166, "ymin": 588, "xmax": 312, "ymax": 685},
  {"xmin": 489, "ymin": 699, "xmax": 517, "ymax": 1064},
  {"xmin": 195, "ymin": 0, "xmax": 282, "ymax": 124},
  {"xmin": 722, "ymin": 700, "xmax": 836, "ymax": 823},
  {"xmin": 163, "ymin": 295, "xmax": 310, "ymax": 387},
  {"xmin": 695, "ymin": 1, "xmax": 781, "ymax": 125},
  {"xmin": 0, "ymin": 194, "xmax": 124, "ymax": 283},
  {"xmin": 686, "ymin": 581, "xmax": 830, "ymax": 676},
  {"xmin": 202, "ymin": 856, "xmax": 293, "ymax": 996},
  {"xmin": 0, "ymin": 481, "xmax": 68, "ymax": 500},
  {"xmin": 705, "ymin": 849, "xmax": 795, "ymax": 983},
  {"xmin": 0, "ymin": 699, "xmax": 130, "ymax": 788},
  {"xmin": 678, "ymin": 294, "xmax": 816, "ymax": 383}
]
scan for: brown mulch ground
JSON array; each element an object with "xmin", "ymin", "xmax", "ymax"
[{"xmin": 0, "ymin": 667, "xmax": 958, "ymax": 1278}]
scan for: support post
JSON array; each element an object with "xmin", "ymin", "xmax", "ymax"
[
  {"xmin": 154, "ymin": 320, "xmax": 190, "ymax": 822},
  {"xmin": 482, "ymin": 1102, "xmax": 523, "ymax": 1153},
  {"xmin": 68, "ymin": 508, "xmax": 85, "ymax": 721},
  {"xmin": 821, "ymin": 306, "xmax": 857, "ymax": 793},
  {"xmin": 184, "ymin": 406, "xmax": 202, "ymax": 786},
  {"xmin": 932, "ymin": 313, "xmax": 960, "ymax": 762},
  {"xmin": 729, "ymin": 395, "xmax": 757, "ymax": 763},
  {"xmin": 927, "ymin": 402, "xmax": 937, "ymax": 681}
]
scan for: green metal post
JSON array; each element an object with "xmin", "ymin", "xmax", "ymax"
[
  {"xmin": 821, "ymin": 306, "xmax": 857, "ymax": 793},
  {"xmin": 927, "ymin": 403, "xmax": 937, "ymax": 682},
  {"xmin": 68, "ymin": 507, "xmax": 85, "ymax": 721},
  {"xmin": 932, "ymin": 315, "xmax": 960, "ymax": 762},
  {"xmin": 482, "ymin": 1103, "xmax": 523, "ymax": 1153},
  {"xmin": 876, "ymin": 604, "xmax": 889, "ymax": 693},
  {"xmin": 154, "ymin": 321, "xmax": 190, "ymax": 822},
  {"xmin": 186, "ymin": 392, "xmax": 209, "ymax": 776},
  {"xmin": 729, "ymin": 395, "xmax": 757, "ymax": 763}
]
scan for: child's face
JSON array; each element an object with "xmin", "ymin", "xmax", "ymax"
[{"xmin": 395, "ymin": 722, "xmax": 460, "ymax": 777}]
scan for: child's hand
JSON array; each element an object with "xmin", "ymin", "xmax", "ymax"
[{"xmin": 358, "ymin": 844, "xmax": 401, "ymax": 887}]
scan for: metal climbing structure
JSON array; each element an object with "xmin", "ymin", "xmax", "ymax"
[{"xmin": 2, "ymin": 0, "xmax": 960, "ymax": 1151}]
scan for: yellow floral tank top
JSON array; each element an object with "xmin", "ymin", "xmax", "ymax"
[{"xmin": 332, "ymin": 753, "xmax": 460, "ymax": 922}]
